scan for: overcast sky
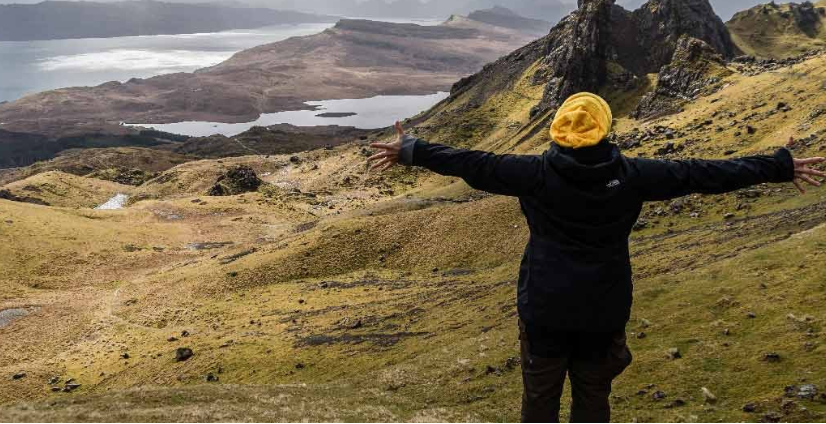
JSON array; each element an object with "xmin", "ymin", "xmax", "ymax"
[{"xmin": 0, "ymin": 0, "xmax": 797, "ymax": 21}]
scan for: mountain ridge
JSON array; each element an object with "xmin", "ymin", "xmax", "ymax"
[
  {"xmin": 0, "ymin": 17, "xmax": 533, "ymax": 138},
  {"xmin": 728, "ymin": 0, "xmax": 826, "ymax": 58}
]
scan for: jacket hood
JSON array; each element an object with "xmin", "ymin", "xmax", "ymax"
[{"xmin": 544, "ymin": 140, "xmax": 622, "ymax": 183}]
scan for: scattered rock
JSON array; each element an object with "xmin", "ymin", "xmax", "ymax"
[
  {"xmin": 761, "ymin": 411, "xmax": 782, "ymax": 423},
  {"xmin": 167, "ymin": 336, "xmax": 178, "ymax": 342},
  {"xmin": 652, "ymin": 390, "xmax": 667, "ymax": 401},
  {"xmin": 743, "ymin": 402, "xmax": 758, "ymax": 413},
  {"xmin": 120, "ymin": 352, "xmax": 130, "ymax": 359},
  {"xmin": 747, "ymin": 311, "xmax": 757, "ymax": 319},
  {"xmin": 762, "ymin": 352, "xmax": 781, "ymax": 363},
  {"xmin": 504, "ymin": 357, "xmax": 520, "ymax": 370},
  {"xmin": 633, "ymin": 219, "xmax": 649, "ymax": 231},
  {"xmin": 175, "ymin": 347, "xmax": 194, "ymax": 362},
  {"xmin": 702, "ymin": 387, "xmax": 717, "ymax": 404},
  {"xmin": 11, "ymin": 372, "xmax": 26, "ymax": 380},
  {"xmin": 667, "ymin": 347, "xmax": 682, "ymax": 359},
  {"xmin": 48, "ymin": 376, "xmax": 60, "ymax": 385},
  {"xmin": 295, "ymin": 363, "xmax": 305, "ymax": 370},
  {"xmin": 797, "ymin": 384, "xmax": 818, "ymax": 400},
  {"xmin": 63, "ymin": 383, "xmax": 81, "ymax": 392},
  {"xmin": 181, "ymin": 330, "xmax": 190, "ymax": 337},
  {"xmin": 665, "ymin": 399, "xmax": 686, "ymax": 408},
  {"xmin": 637, "ymin": 332, "xmax": 647, "ymax": 339},
  {"xmin": 204, "ymin": 373, "xmax": 219, "ymax": 382}
]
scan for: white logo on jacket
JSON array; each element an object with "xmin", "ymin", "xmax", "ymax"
[{"xmin": 606, "ymin": 179, "xmax": 621, "ymax": 188}]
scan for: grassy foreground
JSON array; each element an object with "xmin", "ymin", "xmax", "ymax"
[{"xmin": 1, "ymin": 46, "xmax": 826, "ymax": 423}]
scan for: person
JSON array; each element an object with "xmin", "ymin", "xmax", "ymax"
[{"xmin": 367, "ymin": 92, "xmax": 825, "ymax": 423}]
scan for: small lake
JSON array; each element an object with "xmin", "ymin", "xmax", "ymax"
[{"xmin": 130, "ymin": 91, "xmax": 451, "ymax": 137}]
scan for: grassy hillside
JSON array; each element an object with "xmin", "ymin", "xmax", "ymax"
[
  {"xmin": 0, "ymin": 147, "xmax": 193, "ymax": 187},
  {"xmin": 1, "ymin": 35, "xmax": 826, "ymax": 424},
  {"xmin": 2, "ymin": 171, "xmax": 133, "ymax": 208},
  {"xmin": 728, "ymin": 1, "xmax": 826, "ymax": 58}
]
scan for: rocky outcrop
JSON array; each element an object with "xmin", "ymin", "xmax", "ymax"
[
  {"xmin": 633, "ymin": 36, "xmax": 732, "ymax": 120},
  {"xmin": 208, "ymin": 166, "xmax": 262, "ymax": 197},
  {"xmin": 731, "ymin": 48, "xmax": 826, "ymax": 76},
  {"xmin": 631, "ymin": 0, "xmax": 739, "ymax": 72},
  {"xmin": 452, "ymin": 0, "xmax": 741, "ymax": 119}
]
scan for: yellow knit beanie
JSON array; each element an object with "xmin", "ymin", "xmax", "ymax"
[{"xmin": 549, "ymin": 92, "xmax": 613, "ymax": 149}]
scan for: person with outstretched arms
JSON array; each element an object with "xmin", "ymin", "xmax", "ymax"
[{"xmin": 367, "ymin": 93, "xmax": 825, "ymax": 423}]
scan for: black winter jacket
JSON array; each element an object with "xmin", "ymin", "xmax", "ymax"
[{"xmin": 399, "ymin": 135, "xmax": 796, "ymax": 332}]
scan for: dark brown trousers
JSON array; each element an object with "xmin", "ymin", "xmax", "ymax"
[{"xmin": 519, "ymin": 321, "xmax": 632, "ymax": 423}]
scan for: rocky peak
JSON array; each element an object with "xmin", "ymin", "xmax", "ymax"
[
  {"xmin": 535, "ymin": 0, "xmax": 737, "ymax": 111},
  {"xmin": 633, "ymin": 0, "xmax": 739, "ymax": 68},
  {"xmin": 538, "ymin": 0, "xmax": 616, "ymax": 110}
]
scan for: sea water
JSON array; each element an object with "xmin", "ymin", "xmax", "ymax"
[{"xmin": 129, "ymin": 91, "xmax": 451, "ymax": 137}]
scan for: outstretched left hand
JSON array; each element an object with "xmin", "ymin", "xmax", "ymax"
[
  {"xmin": 367, "ymin": 121, "xmax": 405, "ymax": 172},
  {"xmin": 789, "ymin": 137, "xmax": 826, "ymax": 194}
]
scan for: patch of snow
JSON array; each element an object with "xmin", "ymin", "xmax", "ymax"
[
  {"xmin": 0, "ymin": 308, "xmax": 30, "ymax": 329},
  {"xmin": 95, "ymin": 193, "xmax": 129, "ymax": 210}
]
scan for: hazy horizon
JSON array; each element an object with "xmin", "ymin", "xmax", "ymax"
[{"xmin": 0, "ymin": 0, "xmax": 802, "ymax": 21}]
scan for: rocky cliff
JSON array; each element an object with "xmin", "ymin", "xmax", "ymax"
[{"xmin": 447, "ymin": 0, "xmax": 740, "ymax": 122}]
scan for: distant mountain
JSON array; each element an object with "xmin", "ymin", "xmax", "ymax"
[
  {"xmin": 239, "ymin": 0, "xmax": 574, "ymax": 23},
  {"xmin": 728, "ymin": 0, "xmax": 826, "ymax": 58},
  {"xmin": 0, "ymin": 17, "xmax": 533, "ymax": 158},
  {"xmin": 459, "ymin": 0, "xmax": 575, "ymax": 22},
  {"xmin": 467, "ymin": 6, "xmax": 553, "ymax": 37},
  {"xmin": 0, "ymin": 0, "xmax": 337, "ymax": 41}
]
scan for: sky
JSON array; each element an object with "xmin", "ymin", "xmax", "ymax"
[{"xmin": 0, "ymin": 0, "xmax": 799, "ymax": 21}]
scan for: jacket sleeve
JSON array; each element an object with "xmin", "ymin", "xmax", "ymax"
[
  {"xmin": 629, "ymin": 148, "xmax": 796, "ymax": 202},
  {"xmin": 398, "ymin": 135, "xmax": 544, "ymax": 197}
]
